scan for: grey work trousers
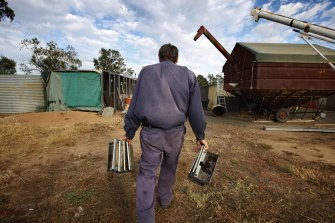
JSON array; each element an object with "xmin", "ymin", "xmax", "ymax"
[{"xmin": 136, "ymin": 125, "xmax": 185, "ymax": 223}]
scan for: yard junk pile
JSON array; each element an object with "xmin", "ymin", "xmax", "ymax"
[
  {"xmin": 107, "ymin": 138, "xmax": 134, "ymax": 173},
  {"xmin": 189, "ymin": 145, "xmax": 218, "ymax": 185}
]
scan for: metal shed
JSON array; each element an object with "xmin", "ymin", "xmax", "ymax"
[{"xmin": 0, "ymin": 75, "xmax": 45, "ymax": 113}]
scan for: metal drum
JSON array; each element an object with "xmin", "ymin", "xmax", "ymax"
[
  {"xmin": 107, "ymin": 139, "xmax": 134, "ymax": 173},
  {"xmin": 189, "ymin": 146, "xmax": 218, "ymax": 185}
]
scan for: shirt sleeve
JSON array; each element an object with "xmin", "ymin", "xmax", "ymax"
[
  {"xmin": 187, "ymin": 70, "xmax": 206, "ymax": 140},
  {"xmin": 123, "ymin": 70, "xmax": 143, "ymax": 139}
]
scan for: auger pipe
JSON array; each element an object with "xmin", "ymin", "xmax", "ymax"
[
  {"xmin": 194, "ymin": 25, "xmax": 236, "ymax": 64},
  {"xmin": 251, "ymin": 7, "xmax": 335, "ymax": 40}
]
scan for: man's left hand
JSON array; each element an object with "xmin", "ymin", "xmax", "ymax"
[{"xmin": 195, "ymin": 139, "xmax": 208, "ymax": 151}]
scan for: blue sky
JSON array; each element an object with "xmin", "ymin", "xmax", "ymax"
[{"xmin": 0, "ymin": 0, "xmax": 334, "ymax": 76}]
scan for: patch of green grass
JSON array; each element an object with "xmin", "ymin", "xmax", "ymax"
[
  {"xmin": 0, "ymin": 198, "xmax": 8, "ymax": 206},
  {"xmin": 278, "ymin": 164, "xmax": 294, "ymax": 174},
  {"xmin": 222, "ymin": 171, "xmax": 236, "ymax": 181},
  {"xmin": 230, "ymin": 158, "xmax": 239, "ymax": 166},
  {"xmin": 230, "ymin": 179, "xmax": 257, "ymax": 196},
  {"xmin": 256, "ymin": 143, "xmax": 273, "ymax": 150},
  {"xmin": 187, "ymin": 191, "xmax": 211, "ymax": 208},
  {"xmin": 66, "ymin": 188, "xmax": 96, "ymax": 204}
]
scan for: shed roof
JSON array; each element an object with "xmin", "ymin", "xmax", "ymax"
[
  {"xmin": 52, "ymin": 70, "xmax": 137, "ymax": 80},
  {"xmin": 237, "ymin": 42, "xmax": 335, "ymax": 63}
]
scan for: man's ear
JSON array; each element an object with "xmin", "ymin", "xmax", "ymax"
[{"xmin": 174, "ymin": 57, "xmax": 178, "ymax": 64}]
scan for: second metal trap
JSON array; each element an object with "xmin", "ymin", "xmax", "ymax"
[{"xmin": 189, "ymin": 146, "xmax": 218, "ymax": 185}]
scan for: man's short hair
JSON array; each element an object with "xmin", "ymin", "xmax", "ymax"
[{"xmin": 159, "ymin": 43, "xmax": 178, "ymax": 63}]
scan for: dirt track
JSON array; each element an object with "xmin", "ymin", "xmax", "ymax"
[{"xmin": 0, "ymin": 110, "xmax": 334, "ymax": 222}]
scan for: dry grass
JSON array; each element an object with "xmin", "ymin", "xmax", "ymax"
[
  {"xmin": 0, "ymin": 124, "xmax": 46, "ymax": 152},
  {"xmin": 66, "ymin": 188, "xmax": 97, "ymax": 204},
  {"xmin": 187, "ymin": 190, "xmax": 213, "ymax": 208},
  {"xmin": 1, "ymin": 112, "xmax": 335, "ymax": 223},
  {"xmin": 255, "ymin": 143, "xmax": 273, "ymax": 150},
  {"xmin": 278, "ymin": 163, "xmax": 294, "ymax": 174},
  {"xmin": 206, "ymin": 134, "xmax": 231, "ymax": 147},
  {"xmin": 282, "ymin": 150, "xmax": 299, "ymax": 156},
  {"xmin": 46, "ymin": 127, "xmax": 78, "ymax": 147},
  {"xmin": 292, "ymin": 165, "xmax": 335, "ymax": 186},
  {"xmin": 0, "ymin": 170, "xmax": 20, "ymax": 189},
  {"xmin": 184, "ymin": 133, "xmax": 231, "ymax": 148},
  {"xmin": 229, "ymin": 179, "xmax": 258, "ymax": 195},
  {"xmin": 0, "ymin": 122, "xmax": 111, "ymax": 156}
]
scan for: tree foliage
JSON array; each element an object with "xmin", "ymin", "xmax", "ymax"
[
  {"xmin": 0, "ymin": 56, "xmax": 16, "ymax": 74},
  {"xmin": 208, "ymin": 73, "xmax": 224, "ymax": 85},
  {"xmin": 197, "ymin": 74, "xmax": 208, "ymax": 87},
  {"xmin": 0, "ymin": 0, "xmax": 15, "ymax": 22},
  {"xmin": 93, "ymin": 48, "xmax": 134, "ymax": 76},
  {"xmin": 125, "ymin": 67, "xmax": 135, "ymax": 76},
  {"xmin": 20, "ymin": 38, "xmax": 82, "ymax": 75}
]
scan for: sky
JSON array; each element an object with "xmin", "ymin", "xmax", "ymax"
[{"xmin": 0, "ymin": 0, "xmax": 335, "ymax": 76}]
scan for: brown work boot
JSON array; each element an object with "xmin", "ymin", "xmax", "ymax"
[
  {"xmin": 159, "ymin": 200, "xmax": 173, "ymax": 209},
  {"xmin": 160, "ymin": 203, "xmax": 171, "ymax": 209}
]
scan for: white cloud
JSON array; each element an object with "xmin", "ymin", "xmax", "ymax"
[
  {"xmin": 294, "ymin": 2, "xmax": 329, "ymax": 21},
  {"xmin": 248, "ymin": 22, "xmax": 296, "ymax": 43},
  {"xmin": 321, "ymin": 6, "xmax": 335, "ymax": 28},
  {"xmin": 0, "ymin": 23, "xmax": 26, "ymax": 62},
  {"xmin": 247, "ymin": 1, "xmax": 335, "ymax": 47},
  {"xmin": 262, "ymin": 1, "xmax": 274, "ymax": 11},
  {"xmin": 1, "ymin": 0, "xmax": 334, "ymax": 76},
  {"xmin": 278, "ymin": 2, "xmax": 305, "ymax": 17}
]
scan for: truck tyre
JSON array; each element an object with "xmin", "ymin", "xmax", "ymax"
[{"xmin": 275, "ymin": 108, "xmax": 290, "ymax": 122}]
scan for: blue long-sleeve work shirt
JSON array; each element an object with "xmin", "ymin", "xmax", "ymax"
[{"xmin": 124, "ymin": 60, "xmax": 206, "ymax": 140}]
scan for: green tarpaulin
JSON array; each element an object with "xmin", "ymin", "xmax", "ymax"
[
  {"xmin": 238, "ymin": 42, "xmax": 335, "ymax": 63},
  {"xmin": 46, "ymin": 71, "xmax": 102, "ymax": 111}
]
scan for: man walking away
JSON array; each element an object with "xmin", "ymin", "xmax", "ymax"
[{"xmin": 124, "ymin": 43, "xmax": 208, "ymax": 223}]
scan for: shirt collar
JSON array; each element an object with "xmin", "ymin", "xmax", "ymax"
[{"xmin": 160, "ymin": 59, "xmax": 174, "ymax": 64}]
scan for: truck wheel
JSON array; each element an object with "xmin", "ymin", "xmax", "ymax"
[{"xmin": 275, "ymin": 108, "xmax": 290, "ymax": 122}]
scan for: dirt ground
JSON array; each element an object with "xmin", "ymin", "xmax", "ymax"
[{"xmin": 0, "ymin": 110, "xmax": 334, "ymax": 222}]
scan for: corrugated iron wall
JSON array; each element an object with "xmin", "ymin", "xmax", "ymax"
[{"xmin": 0, "ymin": 75, "xmax": 45, "ymax": 113}]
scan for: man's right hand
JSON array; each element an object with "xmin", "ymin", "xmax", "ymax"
[
  {"xmin": 195, "ymin": 139, "xmax": 208, "ymax": 151},
  {"xmin": 122, "ymin": 135, "xmax": 132, "ymax": 144}
]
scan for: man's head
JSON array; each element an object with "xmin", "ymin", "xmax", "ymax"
[{"xmin": 158, "ymin": 43, "xmax": 178, "ymax": 63}]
